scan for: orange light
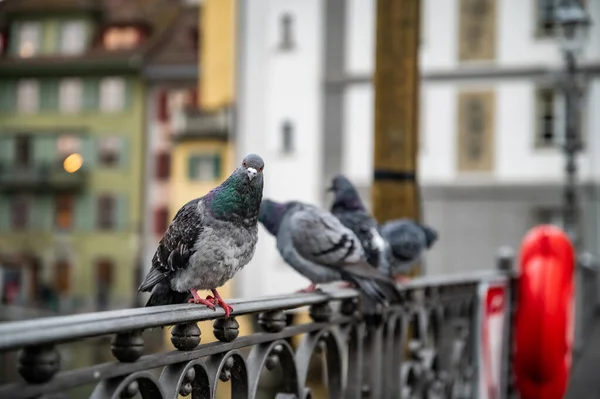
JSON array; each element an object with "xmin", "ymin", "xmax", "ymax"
[{"xmin": 63, "ymin": 153, "xmax": 83, "ymax": 173}]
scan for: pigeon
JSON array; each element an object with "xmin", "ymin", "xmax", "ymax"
[
  {"xmin": 379, "ymin": 218, "xmax": 438, "ymax": 278},
  {"xmin": 327, "ymin": 174, "xmax": 438, "ymax": 280},
  {"xmin": 258, "ymin": 198, "xmax": 402, "ymax": 322},
  {"xmin": 328, "ymin": 174, "xmax": 388, "ymax": 272},
  {"xmin": 138, "ymin": 154, "xmax": 265, "ymax": 316}
]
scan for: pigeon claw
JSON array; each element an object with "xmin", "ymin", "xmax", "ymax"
[
  {"xmin": 209, "ymin": 289, "xmax": 234, "ymax": 318},
  {"xmin": 296, "ymin": 283, "xmax": 318, "ymax": 293},
  {"xmin": 188, "ymin": 297, "xmax": 216, "ymax": 310}
]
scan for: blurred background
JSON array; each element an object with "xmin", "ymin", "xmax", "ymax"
[{"xmin": 0, "ymin": 0, "xmax": 598, "ymax": 396}]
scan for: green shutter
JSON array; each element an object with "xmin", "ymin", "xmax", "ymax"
[
  {"xmin": 125, "ymin": 78, "xmax": 133, "ymax": 109},
  {"xmin": 0, "ymin": 136, "xmax": 15, "ymax": 165},
  {"xmin": 213, "ymin": 154, "xmax": 221, "ymax": 180},
  {"xmin": 0, "ymin": 81, "xmax": 16, "ymax": 113},
  {"xmin": 188, "ymin": 155, "xmax": 197, "ymax": 180},
  {"xmin": 44, "ymin": 20, "xmax": 59, "ymax": 55},
  {"xmin": 80, "ymin": 136, "xmax": 96, "ymax": 168},
  {"xmin": 117, "ymin": 194, "xmax": 128, "ymax": 231},
  {"xmin": 83, "ymin": 78, "xmax": 99, "ymax": 110},
  {"xmin": 75, "ymin": 193, "xmax": 95, "ymax": 231},
  {"xmin": 32, "ymin": 195, "xmax": 53, "ymax": 230},
  {"xmin": 0, "ymin": 195, "xmax": 9, "ymax": 231},
  {"xmin": 9, "ymin": 21, "xmax": 20, "ymax": 56},
  {"xmin": 118, "ymin": 136, "xmax": 129, "ymax": 169},
  {"xmin": 33, "ymin": 135, "xmax": 56, "ymax": 164},
  {"xmin": 39, "ymin": 79, "xmax": 58, "ymax": 111}
]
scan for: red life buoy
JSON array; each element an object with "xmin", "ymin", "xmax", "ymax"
[{"xmin": 514, "ymin": 225, "xmax": 575, "ymax": 399}]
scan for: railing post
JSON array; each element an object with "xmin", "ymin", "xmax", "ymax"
[
  {"xmin": 574, "ymin": 252, "xmax": 598, "ymax": 355},
  {"xmin": 496, "ymin": 246, "xmax": 515, "ymax": 399}
]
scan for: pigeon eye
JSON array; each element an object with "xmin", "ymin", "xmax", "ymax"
[
  {"xmin": 258, "ymin": 166, "xmax": 263, "ymax": 172},
  {"xmin": 243, "ymin": 161, "xmax": 247, "ymax": 167}
]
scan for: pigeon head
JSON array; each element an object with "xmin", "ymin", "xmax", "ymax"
[
  {"xmin": 208, "ymin": 153, "xmax": 265, "ymax": 222},
  {"xmin": 239, "ymin": 153, "xmax": 265, "ymax": 185},
  {"xmin": 328, "ymin": 174, "xmax": 365, "ymax": 212},
  {"xmin": 259, "ymin": 199, "xmax": 302, "ymax": 236},
  {"xmin": 420, "ymin": 224, "xmax": 438, "ymax": 248}
]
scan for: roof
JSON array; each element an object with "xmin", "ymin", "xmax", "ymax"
[{"xmin": 0, "ymin": 0, "xmax": 190, "ymax": 75}]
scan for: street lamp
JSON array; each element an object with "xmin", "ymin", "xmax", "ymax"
[{"xmin": 554, "ymin": 0, "xmax": 591, "ymax": 249}]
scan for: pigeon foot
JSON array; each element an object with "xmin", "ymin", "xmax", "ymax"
[
  {"xmin": 188, "ymin": 289, "xmax": 216, "ymax": 310},
  {"xmin": 395, "ymin": 276, "xmax": 411, "ymax": 284},
  {"xmin": 206, "ymin": 289, "xmax": 234, "ymax": 317},
  {"xmin": 296, "ymin": 283, "xmax": 318, "ymax": 293}
]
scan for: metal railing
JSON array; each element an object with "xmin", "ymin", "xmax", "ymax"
[{"xmin": 0, "ymin": 269, "xmax": 516, "ymax": 399}]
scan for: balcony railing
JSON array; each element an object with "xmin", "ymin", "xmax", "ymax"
[
  {"xmin": 0, "ymin": 260, "xmax": 517, "ymax": 399},
  {"xmin": 171, "ymin": 107, "xmax": 232, "ymax": 141},
  {"xmin": 0, "ymin": 163, "xmax": 88, "ymax": 193}
]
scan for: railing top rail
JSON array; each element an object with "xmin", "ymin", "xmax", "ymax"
[{"xmin": 0, "ymin": 269, "xmax": 507, "ymax": 352}]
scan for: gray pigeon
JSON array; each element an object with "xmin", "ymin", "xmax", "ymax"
[
  {"xmin": 327, "ymin": 174, "xmax": 438, "ymax": 279},
  {"xmin": 328, "ymin": 174, "xmax": 388, "ymax": 272},
  {"xmin": 380, "ymin": 218, "xmax": 438, "ymax": 277},
  {"xmin": 258, "ymin": 199, "xmax": 402, "ymax": 315},
  {"xmin": 138, "ymin": 154, "xmax": 265, "ymax": 316}
]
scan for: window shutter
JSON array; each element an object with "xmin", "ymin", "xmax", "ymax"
[
  {"xmin": 83, "ymin": 78, "xmax": 99, "ymax": 110},
  {"xmin": 156, "ymin": 151, "xmax": 171, "ymax": 180},
  {"xmin": 33, "ymin": 195, "xmax": 53, "ymax": 230},
  {"xmin": 188, "ymin": 156, "xmax": 196, "ymax": 180},
  {"xmin": 9, "ymin": 21, "xmax": 19, "ymax": 56},
  {"xmin": 157, "ymin": 90, "xmax": 168, "ymax": 122},
  {"xmin": 117, "ymin": 194, "xmax": 128, "ymax": 231},
  {"xmin": 0, "ymin": 80, "xmax": 16, "ymax": 113},
  {"xmin": 213, "ymin": 154, "xmax": 221, "ymax": 180},
  {"xmin": 118, "ymin": 136, "xmax": 129, "ymax": 169},
  {"xmin": 34, "ymin": 135, "xmax": 57, "ymax": 165},
  {"xmin": 0, "ymin": 136, "xmax": 15, "ymax": 165},
  {"xmin": 124, "ymin": 78, "xmax": 133, "ymax": 110},
  {"xmin": 75, "ymin": 193, "xmax": 94, "ymax": 231},
  {"xmin": 39, "ymin": 79, "xmax": 58, "ymax": 111},
  {"xmin": 0, "ymin": 195, "xmax": 9, "ymax": 231},
  {"xmin": 80, "ymin": 136, "xmax": 96, "ymax": 168},
  {"xmin": 188, "ymin": 88, "xmax": 198, "ymax": 109}
]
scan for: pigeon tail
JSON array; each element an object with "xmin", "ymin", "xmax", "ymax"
[{"xmin": 145, "ymin": 281, "xmax": 191, "ymax": 307}]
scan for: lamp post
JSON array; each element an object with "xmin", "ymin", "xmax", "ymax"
[{"xmin": 555, "ymin": 0, "xmax": 591, "ymax": 250}]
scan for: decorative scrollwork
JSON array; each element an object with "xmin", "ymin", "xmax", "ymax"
[
  {"xmin": 90, "ymin": 371, "xmax": 164, "ymax": 399},
  {"xmin": 247, "ymin": 340, "xmax": 300, "ymax": 398},
  {"xmin": 205, "ymin": 350, "xmax": 248, "ymax": 398},
  {"xmin": 159, "ymin": 360, "xmax": 211, "ymax": 399}
]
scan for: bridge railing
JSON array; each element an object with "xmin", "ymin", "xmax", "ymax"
[{"xmin": 0, "ymin": 266, "xmax": 514, "ymax": 399}]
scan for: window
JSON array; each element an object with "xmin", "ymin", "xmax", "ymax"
[
  {"xmin": 458, "ymin": 0, "xmax": 496, "ymax": 61},
  {"xmin": 279, "ymin": 13, "xmax": 295, "ymax": 50},
  {"xmin": 536, "ymin": 88, "xmax": 555, "ymax": 147},
  {"xmin": 103, "ymin": 27, "xmax": 141, "ymax": 51},
  {"xmin": 59, "ymin": 78, "xmax": 83, "ymax": 113},
  {"xmin": 188, "ymin": 154, "xmax": 220, "ymax": 181},
  {"xmin": 59, "ymin": 21, "xmax": 86, "ymax": 55},
  {"xmin": 98, "ymin": 137, "xmax": 121, "ymax": 167},
  {"xmin": 155, "ymin": 151, "xmax": 171, "ymax": 180},
  {"xmin": 10, "ymin": 195, "xmax": 29, "ymax": 229},
  {"xmin": 53, "ymin": 260, "xmax": 70, "ymax": 294},
  {"xmin": 97, "ymin": 195, "xmax": 116, "ymax": 230},
  {"xmin": 281, "ymin": 120, "xmax": 294, "ymax": 153},
  {"xmin": 55, "ymin": 194, "xmax": 75, "ymax": 230},
  {"xmin": 18, "ymin": 22, "xmax": 41, "ymax": 58},
  {"xmin": 17, "ymin": 79, "xmax": 39, "ymax": 114},
  {"xmin": 457, "ymin": 90, "xmax": 495, "ymax": 172},
  {"xmin": 154, "ymin": 206, "xmax": 170, "ymax": 236},
  {"xmin": 95, "ymin": 259, "xmax": 113, "ymax": 311},
  {"xmin": 57, "ymin": 135, "xmax": 81, "ymax": 161},
  {"xmin": 99, "ymin": 77, "xmax": 125, "ymax": 112},
  {"xmin": 15, "ymin": 136, "xmax": 31, "ymax": 168},
  {"xmin": 157, "ymin": 90, "xmax": 169, "ymax": 122}
]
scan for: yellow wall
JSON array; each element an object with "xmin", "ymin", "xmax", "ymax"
[{"xmin": 200, "ymin": 0, "xmax": 236, "ymax": 110}]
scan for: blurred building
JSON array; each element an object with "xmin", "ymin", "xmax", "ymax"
[
  {"xmin": 236, "ymin": 0, "xmax": 600, "ymax": 296},
  {"xmin": 0, "ymin": 0, "xmax": 179, "ymax": 312}
]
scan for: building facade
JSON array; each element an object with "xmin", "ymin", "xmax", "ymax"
[
  {"xmin": 236, "ymin": 0, "xmax": 600, "ymax": 297},
  {"xmin": 0, "ymin": 0, "xmax": 179, "ymax": 312}
]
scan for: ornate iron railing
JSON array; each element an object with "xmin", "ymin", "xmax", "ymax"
[{"xmin": 0, "ymin": 268, "xmax": 514, "ymax": 399}]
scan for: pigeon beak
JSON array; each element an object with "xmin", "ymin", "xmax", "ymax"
[{"xmin": 246, "ymin": 167, "xmax": 257, "ymax": 181}]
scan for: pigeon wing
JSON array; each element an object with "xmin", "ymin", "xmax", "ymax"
[
  {"xmin": 289, "ymin": 206, "xmax": 364, "ymax": 266},
  {"xmin": 138, "ymin": 198, "xmax": 205, "ymax": 292}
]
